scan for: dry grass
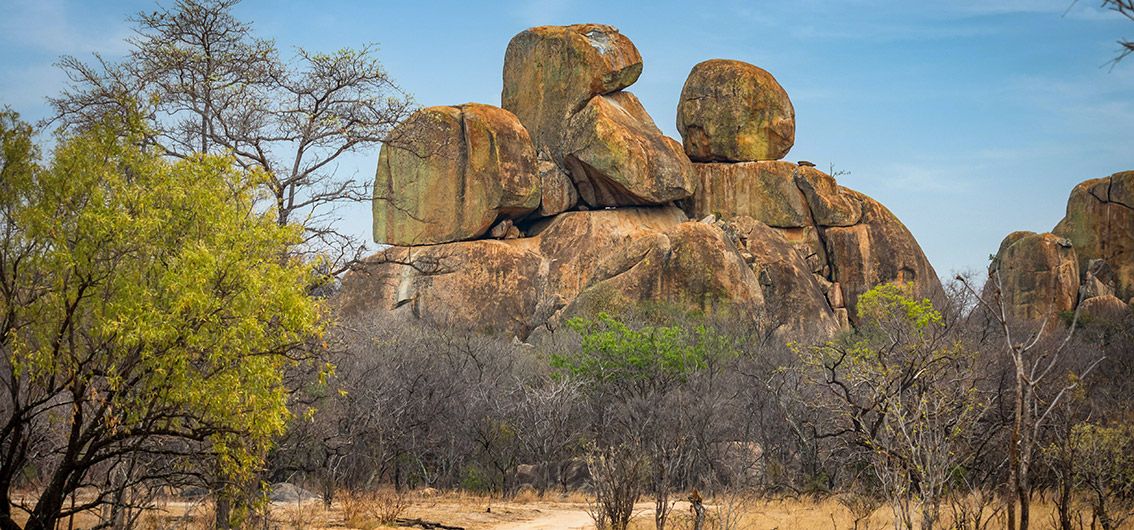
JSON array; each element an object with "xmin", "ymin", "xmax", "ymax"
[
  {"xmin": 13, "ymin": 490, "xmax": 1134, "ymax": 530},
  {"xmin": 619, "ymin": 495, "xmax": 1132, "ymax": 530}
]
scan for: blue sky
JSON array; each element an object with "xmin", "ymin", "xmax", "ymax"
[{"xmin": 1, "ymin": 0, "xmax": 1132, "ymax": 277}]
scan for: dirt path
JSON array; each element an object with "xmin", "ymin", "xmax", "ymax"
[{"xmin": 487, "ymin": 505, "xmax": 592, "ymax": 530}]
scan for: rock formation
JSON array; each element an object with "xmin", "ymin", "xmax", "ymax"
[
  {"xmin": 989, "ymin": 171, "xmax": 1134, "ymax": 326},
  {"xmin": 502, "ymin": 24, "xmax": 694, "ymax": 208},
  {"xmin": 372, "ymin": 103, "xmax": 541, "ymax": 245},
  {"xmin": 345, "ymin": 24, "xmax": 944, "ymax": 341},
  {"xmin": 677, "ymin": 59, "xmax": 795, "ymax": 162}
]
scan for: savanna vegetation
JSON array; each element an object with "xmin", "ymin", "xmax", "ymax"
[{"xmin": 1, "ymin": 1, "xmax": 1133, "ymax": 530}]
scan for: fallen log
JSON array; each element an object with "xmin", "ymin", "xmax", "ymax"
[{"xmin": 394, "ymin": 517, "xmax": 465, "ymax": 530}]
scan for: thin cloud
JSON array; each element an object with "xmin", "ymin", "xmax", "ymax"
[{"xmin": 0, "ymin": 0, "xmax": 132, "ymax": 55}]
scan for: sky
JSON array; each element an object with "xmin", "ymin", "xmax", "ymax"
[{"xmin": 1, "ymin": 0, "xmax": 1132, "ymax": 277}]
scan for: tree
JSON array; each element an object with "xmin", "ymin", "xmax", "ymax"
[
  {"xmin": 1070, "ymin": 422, "xmax": 1134, "ymax": 530},
  {"xmin": 0, "ymin": 111, "xmax": 323, "ymax": 530},
  {"xmin": 553, "ymin": 313, "xmax": 736, "ymax": 530},
  {"xmin": 958, "ymin": 272, "xmax": 1102, "ymax": 530},
  {"xmin": 49, "ymin": 0, "xmax": 415, "ymax": 273},
  {"xmin": 803, "ymin": 283, "xmax": 992, "ymax": 530}
]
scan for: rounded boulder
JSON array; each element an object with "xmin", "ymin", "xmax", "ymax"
[
  {"xmin": 373, "ymin": 103, "xmax": 540, "ymax": 246},
  {"xmin": 676, "ymin": 59, "xmax": 795, "ymax": 162}
]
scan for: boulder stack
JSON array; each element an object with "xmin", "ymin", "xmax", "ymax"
[
  {"xmin": 677, "ymin": 59, "xmax": 795, "ymax": 162},
  {"xmin": 348, "ymin": 24, "xmax": 944, "ymax": 341},
  {"xmin": 503, "ymin": 24, "xmax": 695, "ymax": 208},
  {"xmin": 990, "ymin": 171, "xmax": 1134, "ymax": 327},
  {"xmin": 373, "ymin": 103, "xmax": 540, "ymax": 246}
]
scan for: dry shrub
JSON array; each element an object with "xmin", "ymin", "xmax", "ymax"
[
  {"xmin": 276, "ymin": 504, "xmax": 317, "ymax": 530},
  {"xmin": 340, "ymin": 488, "xmax": 412, "ymax": 528},
  {"xmin": 836, "ymin": 490, "xmax": 884, "ymax": 530},
  {"xmin": 512, "ymin": 485, "xmax": 539, "ymax": 504}
]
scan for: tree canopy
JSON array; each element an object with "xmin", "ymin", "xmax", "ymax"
[{"xmin": 0, "ymin": 109, "xmax": 324, "ymax": 530}]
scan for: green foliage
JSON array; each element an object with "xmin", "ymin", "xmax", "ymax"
[
  {"xmin": 1071, "ymin": 422, "xmax": 1134, "ymax": 497},
  {"xmin": 2, "ymin": 113, "xmax": 324, "ymax": 483},
  {"xmin": 551, "ymin": 312, "xmax": 733, "ymax": 388},
  {"xmin": 855, "ymin": 281, "xmax": 942, "ymax": 332}
]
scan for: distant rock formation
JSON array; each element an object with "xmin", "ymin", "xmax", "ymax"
[
  {"xmin": 989, "ymin": 171, "xmax": 1134, "ymax": 326},
  {"xmin": 344, "ymin": 23, "xmax": 943, "ymax": 341}
]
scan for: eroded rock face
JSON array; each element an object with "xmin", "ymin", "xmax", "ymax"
[
  {"xmin": 566, "ymin": 221, "xmax": 766, "ymax": 318},
  {"xmin": 728, "ymin": 216, "xmax": 843, "ymax": 338},
  {"xmin": 679, "ymin": 161, "xmax": 811, "ymax": 228},
  {"xmin": 373, "ymin": 104, "xmax": 540, "ymax": 246},
  {"xmin": 536, "ymin": 154, "xmax": 579, "ymax": 217},
  {"xmin": 502, "ymin": 24, "xmax": 642, "ymax": 165},
  {"xmin": 344, "ymin": 206, "xmax": 850, "ymax": 341},
  {"xmin": 676, "ymin": 59, "xmax": 795, "ymax": 162},
  {"xmin": 989, "ymin": 232, "xmax": 1079, "ymax": 326},
  {"xmin": 1078, "ymin": 294, "xmax": 1130, "ymax": 324},
  {"xmin": 564, "ymin": 92, "xmax": 695, "ymax": 206},
  {"xmin": 823, "ymin": 191, "xmax": 940, "ymax": 322},
  {"xmin": 1053, "ymin": 171, "xmax": 1134, "ymax": 302},
  {"xmin": 337, "ymin": 240, "xmax": 545, "ymax": 338},
  {"xmin": 680, "ymin": 161, "xmax": 940, "ymax": 321}
]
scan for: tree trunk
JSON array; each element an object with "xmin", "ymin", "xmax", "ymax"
[{"xmin": 689, "ymin": 490, "xmax": 705, "ymax": 530}]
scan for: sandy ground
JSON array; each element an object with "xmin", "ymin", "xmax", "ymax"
[{"xmin": 487, "ymin": 506, "xmax": 593, "ymax": 530}]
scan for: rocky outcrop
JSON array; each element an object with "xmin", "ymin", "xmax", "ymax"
[
  {"xmin": 1053, "ymin": 171, "xmax": 1134, "ymax": 302},
  {"xmin": 503, "ymin": 24, "xmax": 693, "ymax": 208},
  {"xmin": 351, "ymin": 23, "xmax": 947, "ymax": 342},
  {"xmin": 990, "ymin": 171, "xmax": 1134, "ymax": 329},
  {"xmin": 988, "ymin": 232, "xmax": 1079, "ymax": 326},
  {"xmin": 823, "ymin": 190, "xmax": 940, "ymax": 321},
  {"xmin": 373, "ymin": 104, "xmax": 540, "ymax": 245},
  {"xmin": 678, "ymin": 160, "xmax": 940, "ymax": 324},
  {"xmin": 502, "ymin": 24, "xmax": 642, "ymax": 165},
  {"xmin": 343, "ymin": 206, "xmax": 843, "ymax": 342},
  {"xmin": 563, "ymin": 92, "xmax": 695, "ymax": 206},
  {"xmin": 676, "ymin": 59, "xmax": 795, "ymax": 162}
]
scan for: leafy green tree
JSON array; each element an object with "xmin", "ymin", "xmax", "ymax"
[
  {"xmin": 553, "ymin": 313, "xmax": 736, "ymax": 530},
  {"xmin": 1071, "ymin": 422, "xmax": 1134, "ymax": 530},
  {"xmin": 0, "ymin": 110, "xmax": 323, "ymax": 530}
]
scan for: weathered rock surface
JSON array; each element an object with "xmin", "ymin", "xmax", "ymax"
[
  {"xmin": 536, "ymin": 153, "xmax": 579, "ymax": 217},
  {"xmin": 565, "ymin": 221, "xmax": 765, "ymax": 318},
  {"xmin": 823, "ymin": 191, "xmax": 940, "ymax": 322},
  {"xmin": 344, "ymin": 206, "xmax": 851, "ymax": 341},
  {"xmin": 502, "ymin": 24, "xmax": 642, "ymax": 165},
  {"xmin": 680, "ymin": 161, "xmax": 940, "ymax": 321},
  {"xmin": 676, "ymin": 59, "xmax": 795, "ymax": 162},
  {"xmin": 680, "ymin": 161, "xmax": 811, "ymax": 228},
  {"xmin": 564, "ymin": 92, "xmax": 695, "ymax": 206},
  {"xmin": 989, "ymin": 231, "xmax": 1079, "ymax": 326},
  {"xmin": 1077, "ymin": 294, "xmax": 1130, "ymax": 324},
  {"xmin": 373, "ymin": 104, "xmax": 540, "ymax": 245},
  {"xmin": 1053, "ymin": 171, "xmax": 1134, "ymax": 302},
  {"xmin": 338, "ymin": 239, "xmax": 546, "ymax": 338},
  {"xmin": 727, "ymin": 216, "xmax": 843, "ymax": 338},
  {"xmin": 533, "ymin": 206, "xmax": 688, "ymax": 303}
]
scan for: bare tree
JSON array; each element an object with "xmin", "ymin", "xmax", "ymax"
[
  {"xmin": 958, "ymin": 272, "xmax": 1104, "ymax": 530},
  {"xmin": 1103, "ymin": 0, "xmax": 1134, "ymax": 64},
  {"xmin": 49, "ymin": 0, "xmax": 415, "ymax": 273}
]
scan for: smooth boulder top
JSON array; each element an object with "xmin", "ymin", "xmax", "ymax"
[
  {"xmin": 372, "ymin": 103, "xmax": 540, "ymax": 246},
  {"xmin": 502, "ymin": 24, "xmax": 643, "ymax": 163},
  {"xmin": 990, "ymin": 231, "xmax": 1080, "ymax": 326},
  {"xmin": 677, "ymin": 59, "xmax": 795, "ymax": 162},
  {"xmin": 1053, "ymin": 170, "xmax": 1134, "ymax": 302}
]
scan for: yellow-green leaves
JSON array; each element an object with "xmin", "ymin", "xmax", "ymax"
[{"xmin": 4, "ymin": 114, "xmax": 323, "ymax": 482}]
